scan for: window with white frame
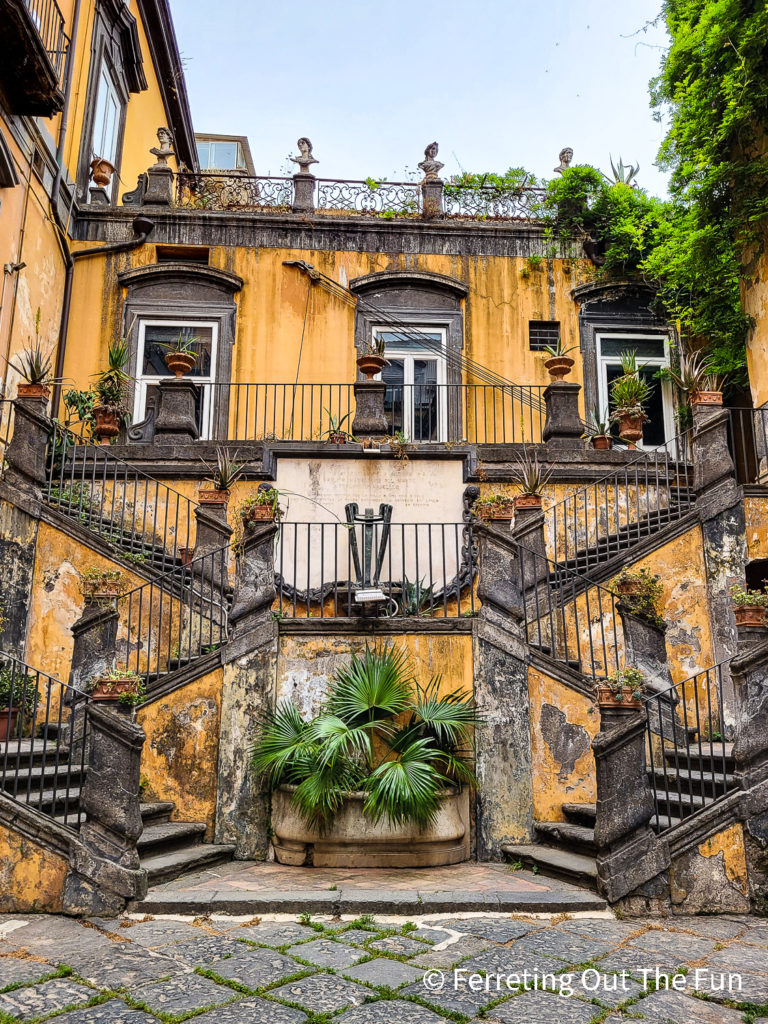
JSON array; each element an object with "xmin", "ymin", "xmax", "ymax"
[
  {"xmin": 373, "ymin": 327, "xmax": 447, "ymax": 442},
  {"xmin": 596, "ymin": 333, "xmax": 673, "ymax": 448},
  {"xmin": 133, "ymin": 321, "xmax": 218, "ymax": 439},
  {"xmin": 91, "ymin": 63, "xmax": 121, "ymax": 164}
]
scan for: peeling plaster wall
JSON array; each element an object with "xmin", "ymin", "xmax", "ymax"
[
  {"xmin": 528, "ymin": 667, "xmax": 596, "ymax": 822},
  {"xmin": 0, "ymin": 823, "xmax": 68, "ymax": 913},
  {"xmin": 0, "ymin": 497, "xmax": 39, "ymax": 657},
  {"xmin": 669, "ymin": 823, "xmax": 750, "ymax": 914},
  {"xmin": 137, "ymin": 668, "xmax": 223, "ymax": 837},
  {"xmin": 745, "ymin": 495, "xmax": 768, "ymax": 560}
]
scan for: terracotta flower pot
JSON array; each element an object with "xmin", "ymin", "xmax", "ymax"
[
  {"xmin": 84, "ymin": 583, "xmax": 123, "ymax": 604},
  {"xmin": 243, "ymin": 505, "xmax": 276, "ymax": 522},
  {"xmin": 0, "ymin": 707, "xmax": 18, "ymax": 742},
  {"xmin": 178, "ymin": 546, "xmax": 195, "ymax": 566},
  {"xmin": 592, "ymin": 435, "xmax": 612, "ymax": 451},
  {"xmin": 93, "ymin": 404, "xmax": 121, "ymax": 442},
  {"xmin": 328, "ymin": 432, "xmax": 347, "ymax": 445},
  {"xmin": 616, "ymin": 579, "xmax": 643, "ymax": 598},
  {"xmin": 90, "ymin": 158, "xmax": 117, "ymax": 187},
  {"xmin": 475, "ymin": 502, "xmax": 515, "ymax": 521},
  {"xmin": 198, "ymin": 488, "xmax": 230, "ymax": 507},
  {"xmin": 91, "ymin": 678, "xmax": 140, "ymax": 703},
  {"xmin": 544, "ymin": 355, "xmax": 575, "ymax": 381},
  {"xmin": 164, "ymin": 352, "xmax": 196, "ymax": 378},
  {"xmin": 734, "ymin": 605, "xmax": 766, "ymax": 628},
  {"xmin": 514, "ymin": 494, "xmax": 543, "ymax": 511},
  {"xmin": 596, "ymin": 684, "xmax": 642, "ymax": 709},
  {"xmin": 690, "ymin": 390, "xmax": 723, "ymax": 407},
  {"xmin": 617, "ymin": 410, "xmax": 644, "ymax": 445},
  {"xmin": 357, "ymin": 354, "xmax": 387, "ymax": 380},
  {"xmin": 17, "ymin": 383, "xmax": 50, "ymax": 400}
]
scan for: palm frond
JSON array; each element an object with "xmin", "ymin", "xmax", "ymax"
[
  {"xmin": 309, "ymin": 713, "xmax": 373, "ymax": 766},
  {"xmin": 411, "ymin": 675, "xmax": 482, "ymax": 748},
  {"xmin": 326, "ymin": 645, "xmax": 412, "ymax": 727},
  {"xmin": 363, "ymin": 737, "xmax": 445, "ymax": 828},
  {"xmin": 250, "ymin": 702, "xmax": 316, "ymax": 787},
  {"xmin": 291, "ymin": 753, "xmax": 366, "ymax": 830}
]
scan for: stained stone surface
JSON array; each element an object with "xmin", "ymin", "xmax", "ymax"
[
  {"xmin": 158, "ymin": 935, "xmax": 251, "ymax": 965},
  {"xmin": 410, "ymin": 934, "xmax": 492, "ymax": 968},
  {"xmin": 226, "ymin": 923, "xmax": 312, "ymax": 946},
  {"xmin": 109, "ymin": 920, "xmax": 205, "ymax": 947},
  {"xmin": 68, "ymin": 945, "xmax": 181, "ymax": 988},
  {"xmin": 625, "ymin": 988, "xmax": 747, "ymax": 1022},
  {"xmin": 336, "ymin": 1003, "xmax": 447, "ymax": 1023},
  {"xmin": 49, "ymin": 999, "xmax": 160, "ymax": 1023},
  {"xmin": 338, "ymin": 928, "xmax": 382, "ymax": 946},
  {"xmin": 368, "ymin": 935, "xmax": 429, "ymax": 956},
  {"xmin": 0, "ymin": 979, "xmax": 94, "ymax": 1020},
  {"xmin": 481, "ymin": 988, "xmax": 599, "ymax": 1023},
  {"xmin": 286, "ymin": 938, "xmax": 367, "ymax": 968},
  {"xmin": 269, "ymin": 974, "xmax": 371, "ymax": 1012},
  {"xmin": 344, "ymin": 957, "xmax": 424, "ymax": 987},
  {"xmin": 128, "ymin": 974, "xmax": 240, "ymax": 1015},
  {"xmin": 205, "ymin": 948, "xmax": 302, "ymax": 989},
  {"xmin": 193, "ymin": 996, "xmax": 307, "ymax": 1022},
  {"xmin": 0, "ymin": 958, "xmax": 56, "ymax": 989},
  {"xmin": 434, "ymin": 917, "xmax": 540, "ymax": 943}
]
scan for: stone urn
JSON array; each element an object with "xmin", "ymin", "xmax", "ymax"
[
  {"xmin": 271, "ymin": 785, "xmax": 470, "ymax": 868},
  {"xmin": 616, "ymin": 409, "xmax": 644, "ymax": 445},
  {"xmin": 198, "ymin": 488, "xmax": 230, "ymax": 508},
  {"xmin": 734, "ymin": 605, "xmax": 767, "ymax": 628},
  {"xmin": 90, "ymin": 158, "xmax": 117, "ymax": 187},
  {"xmin": 357, "ymin": 354, "xmax": 387, "ymax": 380},
  {"xmin": 591, "ymin": 435, "xmax": 612, "ymax": 450},
  {"xmin": 164, "ymin": 352, "xmax": 196, "ymax": 378},
  {"xmin": 544, "ymin": 355, "xmax": 574, "ymax": 381},
  {"xmin": 94, "ymin": 404, "xmax": 121, "ymax": 442}
]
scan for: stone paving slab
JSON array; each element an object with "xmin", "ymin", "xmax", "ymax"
[
  {"xmin": 49, "ymin": 998, "xmax": 160, "ymax": 1023},
  {"xmin": 269, "ymin": 973, "xmax": 371, "ymax": 1012},
  {"xmin": 206, "ymin": 947, "xmax": 303, "ymax": 989},
  {"xmin": 336, "ymin": 1004, "xmax": 447, "ymax": 1023},
  {"xmin": 610, "ymin": 987, "xmax": 747, "ymax": 1022},
  {"xmin": 343, "ymin": 957, "xmax": 425, "ymax": 988},
  {"xmin": 128, "ymin": 973, "xmax": 240, "ymax": 1015},
  {"xmin": 0, "ymin": 979, "xmax": 95, "ymax": 1020},
  {"xmin": 481, "ymin": 988, "xmax": 599, "ymax": 1023},
  {"xmin": 286, "ymin": 937, "xmax": 367, "ymax": 968},
  {"xmin": 193, "ymin": 997, "xmax": 307, "ymax": 1023},
  {"xmin": 0, "ymin": 956, "xmax": 58, "ymax": 990}
]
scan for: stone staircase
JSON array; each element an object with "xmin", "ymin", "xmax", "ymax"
[
  {"xmin": 504, "ymin": 743, "xmax": 737, "ymax": 889},
  {"xmin": 2, "ymin": 738, "xmax": 235, "ymax": 884}
]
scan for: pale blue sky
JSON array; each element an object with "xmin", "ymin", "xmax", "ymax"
[{"xmin": 170, "ymin": 0, "xmax": 670, "ymax": 195}]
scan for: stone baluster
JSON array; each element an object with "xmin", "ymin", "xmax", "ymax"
[
  {"xmin": 153, "ymin": 379, "xmax": 200, "ymax": 443},
  {"xmin": 543, "ymin": 381, "xmax": 583, "ymax": 450}
]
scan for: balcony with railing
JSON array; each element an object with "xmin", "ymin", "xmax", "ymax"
[{"xmin": 0, "ymin": 0, "xmax": 69, "ymax": 115}]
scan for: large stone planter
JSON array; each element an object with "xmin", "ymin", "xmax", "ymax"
[{"xmin": 272, "ymin": 785, "xmax": 470, "ymax": 868}]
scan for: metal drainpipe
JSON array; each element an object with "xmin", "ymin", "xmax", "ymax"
[{"xmin": 51, "ymin": 214, "xmax": 155, "ymax": 415}]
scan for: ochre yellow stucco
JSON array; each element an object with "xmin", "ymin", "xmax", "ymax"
[
  {"xmin": 137, "ymin": 668, "xmax": 223, "ymax": 837},
  {"xmin": 745, "ymin": 494, "xmax": 768, "ymax": 560},
  {"xmin": 0, "ymin": 822, "xmax": 68, "ymax": 913},
  {"xmin": 698, "ymin": 823, "xmax": 748, "ymax": 894}
]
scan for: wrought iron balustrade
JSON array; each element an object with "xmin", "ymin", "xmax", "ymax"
[
  {"xmin": 644, "ymin": 662, "xmax": 736, "ymax": 832},
  {"xmin": 176, "ymin": 172, "xmax": 293, "ymax": 211},
  {"xmin": 0, "ymin": 650, "xmax": 89, "ymax": 829},
  {"xmin": 275, "ymin": 521, "xmax": 476, "ymax": 619},
  {"xmin": 315, "ymin": 179, "xmax": 422, "ymax": 216},
  {"xmin": 194, "ymin": 382, "xmax": 545, "ymax": 443},
  {"xmin": 727, "ymin": 405, "xmax": 768, "ymax": 485},
  {"xmin": 24, "ymin": 0, "xmax": 69, "ymax": 81},
  {"xmin": 442, "ymin": 183, "xmax": 547, "ymax": 221},
  {"xmin": 45, "ymin": 423, "xmax": 197, "ymax": 572}
]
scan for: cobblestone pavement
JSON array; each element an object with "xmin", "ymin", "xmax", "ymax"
[{"xmin": 1, "ymin": 910, "xmax": 767, "ymax": 1023}]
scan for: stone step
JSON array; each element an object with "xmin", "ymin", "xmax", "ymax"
[
  {"xmin": 140, "ymin": 801, "xmax": 175, "ymax": 826},
  {"xmin": 649, "ymin": 765, "xmax": 736, "ymax": 799},
  {"xmin": 137, "ymin": 820, "xmax": 206, "ymax": 856},
  {"xmin": 502, "ymin": 844, "xmax": 598, "ymax": 890},
  {"xmin": 0, "ymin": 739, "xmax": 70, "ymax": 766},
  {"xmin": 23, "ymin": 785, "xmax": 82, "ymax": 817},
  {"xmin": 534, "ymin": 820, "xmax": 596, "ymax": 856},
  {"xmin": 141, "ymin": 843, "xmax": 236, "ymax": 886},
  {"xmin": 561, "ymin": 802, "xmax": 596, "ymax": 826},
  {"xmin": 662, "ymin": 745, "xmax": 735, "ymax": 772},
  {"xmin": 2, "ymin": 763, "xmax": 86, "ymax": 794}
]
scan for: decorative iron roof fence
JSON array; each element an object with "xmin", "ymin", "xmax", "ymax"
[
  {"xmin": 25, "ymin": 0, "xmax": 69, "ymax": 82},
  {"xmin": 174, "ymin": 172, "xmax": 548, "ymax": 222}
]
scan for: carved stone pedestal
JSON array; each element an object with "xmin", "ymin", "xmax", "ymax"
[{"xmin": 351, "ymin": 381, "xmax": 388, "ymax": 437}]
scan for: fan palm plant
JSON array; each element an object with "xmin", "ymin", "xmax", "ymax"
[{"xmin": 251, "ymin": 645, "xmax": 481, "ymax": 831}]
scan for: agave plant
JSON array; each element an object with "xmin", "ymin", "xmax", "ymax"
[
  {"xmin": 92, "ymin": 338, "xmax": 132, "ymax": 410},
  {"xmin": 202, "ymin": 447, "xmax": 245, "ymax": 490},
  {"xmin": 510, "ymin": 446, "xmax": 551, "ymax": 496},
  {"xmin": 582, "ymin": 404, "xmax": 610, "ymax": 438},
  {"xmin": 610, "ymin": 351, "xmax": 653, "ymax": 413},
  {"xmin": 602, "ymin": 156, "xmax": 640, "ymax": 186},
  {"xmin": 7, "ymin": 341, "xmax": 56, "ymax": 386},
  {"xmin": 664, "ymin": 349, "xmax": 714, "ymax": 394},
  {"xmin": 251, "ymin": 645, "xmax": 481, "ymax": 830}
]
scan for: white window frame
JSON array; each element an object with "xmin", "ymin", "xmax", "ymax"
[
  {"xmin": 92, "ymin": 62, "xmax": 121, "ymax": 164},
  {"xmin": 596, "ymin": 332, "xmax": 674, "ymax": 450},
  {"xmin": 133, "ymin": 319, "xmax": 219, "ymax": 440},
  {"xmin": 372, "ymin": 325, "xmax": 448, "ymax": 442}
]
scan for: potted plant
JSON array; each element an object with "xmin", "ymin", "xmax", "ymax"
[
  {"xmin": 609, "ymin": 351, "xmax": 652, "ymax": 445},
  {"xmin": 510, "ymin": 446, "xmax": 551, "ymax": 510},
  {"xmin": 91, "ymin": 668, "xmax": 146, "ymax": 707},
  {"xmin": 0, "ymin": 664, "xmax": 40, "ymax": 742},
  {"xmin": 78, "ymin": 567, "xmax": 126, "ymax": 604},
  {"xmin": 611, "ymin": 567, "xmax": 664, "ymax": 627},
  {"xmin": 357, "ymin": 336, "xmax": 388, "ymax": 379},
  {"xmin": 542, "ymin": 337, "xmax": 579, "ymax": 381},
  {"xmin": 251, "ymin": 645, "xmax": 481, "ymax": 868},
  {"xmin": 691, "ymin": 370, "xmax": 725, "ymax": 407},
  {"xmin": 473, "ymin": 493, "xmax": 516, "ymax": 521},
  {"xmin": 92, "ymin": 338, "xmax": 132, "ymax": 443},
  {"xmin": 90, "ymin": 157, "xmax": 117, "ymax": 188},
  {"xmin": 7, "ymin": 340, "xmax": 57, "ymax": 401},
  {"xmin": 238, "ymin": 487, "xmax": 283, "ymax": 523},
  {"xmin": 199, "ymin": 447, "xmax": 245, "ymax": 506},
  {"xmin": 663, "ymin": 350, "xmax": 724, "ymax": 407},
  {"xmin": 159, "ymin": 331, "xmax": 200, "ymax": 378},
  {"xmin": 595, "ymin": 667, "xmax": 646, "ymax": 709},
  {"xmin": 321, "ymin": 411, "xmax": 353, "ymax": 445},
  {"xmin": 730, "ymin": 584, "xmax": 768, "ymax": 627},
  {"xmin": 582, "ymin": 405, "xmax": 612, "ymax": 450},
  {"xmin": 178, "ymin": 546, "xmax": 196, "ymax": 567}
]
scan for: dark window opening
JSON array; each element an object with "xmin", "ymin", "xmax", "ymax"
[
  {"xmin": 746, "ymin": 560, "xmax": 768, "ymax": 593},
  {"xmin": 529, "ymin": 320, "xmax": 560, "ymax": 351},
  {"xmin": 605, "ymin": 363, "xmax": 666, "ymax": 448},
  {"xmin": 156, "ymin": 245, "xmax": 210, "ymax": 264}
]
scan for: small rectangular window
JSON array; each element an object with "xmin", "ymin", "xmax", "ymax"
[
  {"xmin": 92, "ymin": 65, "xmax": 120, "ymax": 164},
  {"xmin": 155, "ymin": 245, "xmax": 210, "ymax": 264},
  {"xmin": 528, "ymin": 320, "xmax": 560, "ymax": 351}
]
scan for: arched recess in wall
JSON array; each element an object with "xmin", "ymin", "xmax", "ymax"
[
  {"xmin": 349, "ymin": 270, "xmax": 468, "ymax": 443},
  {"xmin": 117, "ymin": 261, "xmax": 243, "ymax": 442},
  {"xmin": 572, "ymin": 280, "xmax": 675, "ymax": 449}
]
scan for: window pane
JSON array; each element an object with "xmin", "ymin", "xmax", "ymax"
[
  {"xmin": 382, "ymin": 359, "xmax": 404, "ymax": 435},
  {"xmin": 142, "ymin": 325, "xmax": 213, "ymax": 377},
  {"xmin": 211, "ymin": 142, "xmax": 237, "ymax": 169},
  {"xmin": 412, "ymin": 359, "xmax": 438, "ymax": 441},
  {"xmin": 600, "ymin": 337, "xmax": 666, "ymax": 359},
  {"xmin": 196, "ymin": 141, "xmax": 211, "ymax": 168},
  {"xmin": 93, "ymin": 67, "xmax": 119, "ymax": 163},
  {"xmin": 606, "ymin": 364, "xmax": 666, "ymax": 446},
  {"xmin": 375, "ymin": 329, "xmax": 442, "ymax": 353}
]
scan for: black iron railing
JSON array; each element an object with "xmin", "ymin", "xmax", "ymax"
[
  {"xmin": 177, "ymin": 382, "xmax": 546, "ymax": 444},
  {"xmin": 25, "ymin": 0, "xmax": 69, "ymax": 81},
  {"xmin": 275, "ymin": 521, "xmax": 476, "ymax": 619},
  {"xmin": 45, "ymin": 423, "xmax": 197, "ymax": 573},
  {"xmin": 544, "ymin": 430, "xmax": 694, "ymax": 573},
  {"xmin": 174, "ymin": 172, "xmax": 547, "ymax": 222},
  {"xmin": 517, "ymin": 542, "xmax": 622, "ymax": 685},
  {"xmin": 116, "ymin": 545, "xmax": 231, "ymax": 681},
  {"xmin": 0, "ymin": 650, "xmax": 89, "ymax": 829},
  {"xmin": 727, "ymin": 405, "xmax": 766, "ymax": 485},
  {"xmin": 644, "ymin": 662, "xmax": 736, "ymax": 832}
]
